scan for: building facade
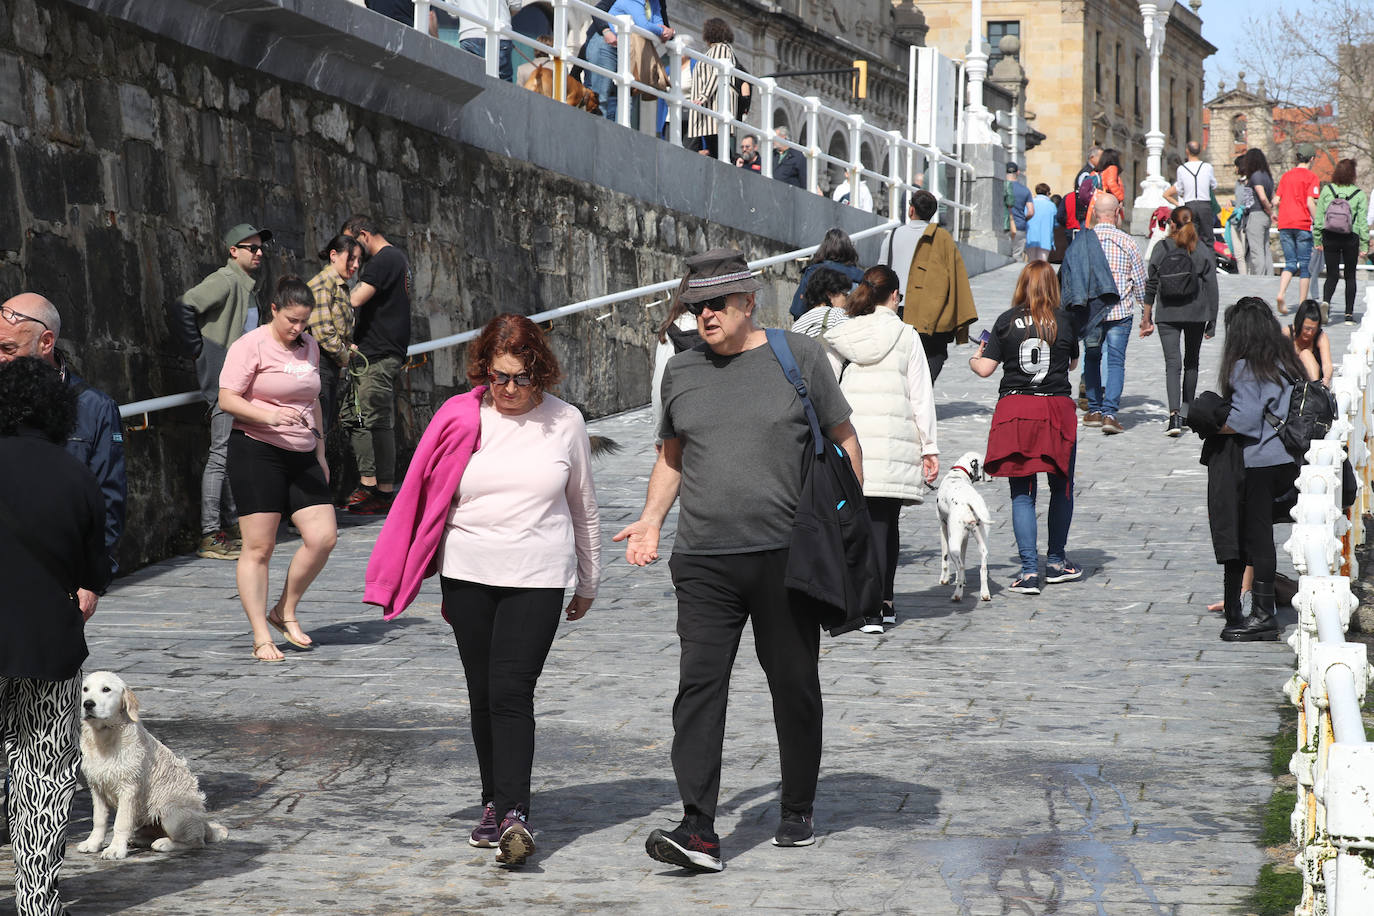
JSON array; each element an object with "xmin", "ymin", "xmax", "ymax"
[{"xmin": 907, "ymin": 0, "xmax": 1214, "ymax": 202}]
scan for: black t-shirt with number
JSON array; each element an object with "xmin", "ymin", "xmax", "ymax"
[
  {"xmin": 354, "ymin": 244, "xmax": 413, "ymax": 360},
  {"xmin": 984, "ymin": 306, "xmax": 1079, "ymax": 398}
]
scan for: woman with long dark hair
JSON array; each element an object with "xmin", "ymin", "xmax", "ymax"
[
  {"xmin": 1314, "ymin": 158, "xmax": 1368, "ymax": 323},
  {"xmin": 1143, "ymin": 206, "xmax": 1218, "ymax": 436},
  {"xmin": 1283, "ymin": 299, "xmax": 1333, "ymax": 385},
  {"xmin": 1094, "ymin": 148, "xmax": 1125, "ymax": 213},
  {"xmin": 788, "ymin": 228, "xmax": 865, "ymax": 319},
  {"xmin": 306, "ymin": 233, "xmax": 362, "ymax": 436},
  {"xmin": 1214, "ymin": 297, "xmax": 1305, "ymax": 641},
  {"xmin": 1239, "ymin": 148, "xmax": 1275, "ymax": 277},
  {"xmin": 970, "ymin": 261, "xmax": 1081, "ymax": 594},
  {"xmin": 822, "ymin": 265, "xmax": 937, "ymax": 632}
]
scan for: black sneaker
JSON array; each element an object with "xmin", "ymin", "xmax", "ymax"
[
  {"xmin": 1044, "ymin": 561, "xmax": 1083, "ymax": 584},
  {"xmin": 645, "ymin": 816, "xmax": 723, "ymax": 872},
  {"xmin": 1009, "ymin": 574, "xmax": 1041, "ymax": 595},
  {"xmin": 771, "ymin": 810, "xmax": 815, "ymax": 847},
  {"xmin": 1165, "ymin": 414, "xmax": 1184, "ymax": 437}
]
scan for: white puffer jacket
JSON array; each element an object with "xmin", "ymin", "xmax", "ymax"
[{"xmin": 824, "ymin": 308, "xmax": 938, "ymax": 501}]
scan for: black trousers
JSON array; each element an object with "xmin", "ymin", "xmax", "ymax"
[
  {"xmin": 1322, "ymin": 230, "xmax": 1360, "ymax": 315},
  {"xmin": 1156, "ymin": 321, "xmax": 1206, "ymax": 414},
  {"xmin": 920, "ymin": 331, "xmax": 956, "ymax": 382},
  {"xmin": 1186, "ymin": 201, "xmax": 1215, "ymax": 247},
  {"xmin": 867, "ymin": 497, "xmax": 903, "ymax": 605},
  {"xmin": 1240, "ymin": 463, "xmax": 1299, "ymax": 582},
  {"xmin": 667, "ymin": 549, "xmax": 823, "ymax": 822},
  {"xmin": 441, "ymin": 578, "xmax": 564, "ymax": 817},
  {"xmin": 318, "ymin": 357, "xmax": 344, "ymax": 438}
]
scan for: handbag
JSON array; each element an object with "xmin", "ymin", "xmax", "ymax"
[
  {"xmin": 764, "ymin": 330, "xmax": 881, "ymax": 636},
  {"xmin": 630, "ymin": 34, "xmax": 668, "ymax": 97}
]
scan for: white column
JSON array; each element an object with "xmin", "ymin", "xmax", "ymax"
[
  {"xmin": 961, "ymin": 0, "xmax": 995, "ymax": 144},
  {"xmin": 1136, "ymin": 0, "xmax": 1176, "ymax": 209}
]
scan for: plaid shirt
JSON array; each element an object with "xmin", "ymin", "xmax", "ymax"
[
  {"xmin": 306, "ymin": 268, "xmax": 353, "ymax": 363},
  {"xmin": 1093, "ymin": 224, "xmax": 1147, "ymax": 322}
]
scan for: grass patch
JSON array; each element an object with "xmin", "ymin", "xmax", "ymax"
[
  {"xmin": 1271, "ymin": 725, "xmax": 1297, "ymax": 778},
  {"xmin": 1245, "ymin": 863, "xmax": 1304, "ymax": 916},
  {"xmin": 1261, "ymin": 789, "xmax": 1297, "ymax": 847}
]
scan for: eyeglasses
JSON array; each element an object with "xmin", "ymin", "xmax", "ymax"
[
  {"xmin": 0, "ymin": 304, "xmax": 49, "ymax": 330},
  {"xmin": 685, "ymin": 297, "xmax": 729, "ymax": 317},
  {"xmin": 233, "ymin": 244, "xmax": 265, "ymax": 254},
  {"xmin": 489, "ymin": 370, "xmax": 533, "ymax": 388}
]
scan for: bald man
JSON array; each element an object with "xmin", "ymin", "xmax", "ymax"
[
  {"xmin": 1081, "ymin": 195, "xmax": 1148, "ymax": 435},
  {"xmin": 0, "ymin": 293, "xmax": 126, "ymax": 617}
]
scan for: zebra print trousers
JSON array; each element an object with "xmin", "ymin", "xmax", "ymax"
[{"xmin": 2, "ymin": 674, "xmax": 80, "ymax": 916}]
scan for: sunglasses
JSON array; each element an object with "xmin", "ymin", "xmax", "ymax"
[
  {"xmin": 490, "ymin": 370, "xmax": 534, "ymax": 388},
  {"xmin": 233, "ymin": 244, "xmax": 265, "ymax": 254},
  {"xmin": 685, "ymin": 297, "xmax": 729, "ymax": 317},
  {"xmin": 0, "ymin": 304, "xmax": 49, "ymax": 330}
]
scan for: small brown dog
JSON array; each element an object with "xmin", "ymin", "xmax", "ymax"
[{"xmin": 523, "ymin": 65, "xmax": 601, "ymax": 115}]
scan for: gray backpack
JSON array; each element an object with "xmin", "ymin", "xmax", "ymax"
[{"xmin": 1324, "ymin": 188, "xmax": 1355, "ymax": 234}]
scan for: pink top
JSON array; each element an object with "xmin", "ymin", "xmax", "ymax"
[
  {"xmin": 219, "ymin": 324, "xmax": 321, "ymax": 452},
  {"xmin": 439, "ymin": 395, "xmax": 601, "ymax": 598}
]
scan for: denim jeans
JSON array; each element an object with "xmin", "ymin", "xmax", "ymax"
[
  {"xmin": 201, "ymin": 404, "xmax": 237, "ymax": 535},
  {"xmin": 1008, "ymin": 445, "xmax": 1077, "ymax": 577},
  {"xmin": 1279, "ymin": 228, "xmax": 1314, "ymax": 277},
  {"xmin": 584, "ymin": 32, "xmax": 618, "ymax": 122},
  {"xmin": 1083, "ymin": 316, "xmax": 1132, "ymax": 418},
  {"xmin": 459, "ymin": 37, "xmax": 513, "ymax": 83}
]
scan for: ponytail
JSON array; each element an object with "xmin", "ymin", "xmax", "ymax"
[{"xmin": 847, "ymin": 266, "xmax": 900, "ymax": 317}]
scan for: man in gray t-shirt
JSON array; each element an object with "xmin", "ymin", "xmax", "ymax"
[{"xmin": 616, "ymin": 249, "xmax": 860, "ymax": 873}]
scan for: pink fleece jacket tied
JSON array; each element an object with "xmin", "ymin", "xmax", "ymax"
[{"xmin": 363, "ymin": 386, "xmax": 485, "ymax": 619}]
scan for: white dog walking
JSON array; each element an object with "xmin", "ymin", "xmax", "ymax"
[
  {"xmin": 77, "ymin": 671, "xmax": 228, "ymax": 859},
  {"xmin": 936, "ymin": 452, "xmax": 992, "ymax": 602}
]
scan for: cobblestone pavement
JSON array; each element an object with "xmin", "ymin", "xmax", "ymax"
[{"xmin": 3, "ymin": 265, "xmax": 1345, "ymax": 915}]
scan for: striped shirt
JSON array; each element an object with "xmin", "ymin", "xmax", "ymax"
[
  {"xmin": 790, "ymin": 306, "xmax": 850, "ymax": 339},
  {"xmin": 306, "ymin": 267, "xmax": 354, "ymax": 363},
  {"xmin": 1093, "ymin": 224, "xmax": 1147, "ymax": 322}
]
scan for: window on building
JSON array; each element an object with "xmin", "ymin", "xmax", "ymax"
[
  {"xmin": 1169, "ymin": 77, "xmax": 1177, "ymax": 136},
  {"xmin": 987, "ymin": 21, "xmax": 1020, "ymax": 68},
  {"xmin": 1134, "ymin": 54, "xmax": 1141, "ymax": 119},
  {"xmin": 1095, "ymin": 32, "xmax": 1102, "ymax": 97},
  {"xmin": 1114, "ymin": 43, "xmax": 1122, "ymax": 106},
  {"xmin": 1186, "ymin": 85, "xmax": 1194, "ymax": 140}
]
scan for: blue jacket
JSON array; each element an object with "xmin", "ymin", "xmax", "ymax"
[
  {"xmin": 789, "ymin": 261, "xmax": 866, "ymax": 319},
  {"xmin": 1056, "ymin": 230, "xmax": 1119, "ymax": 339},
  {"xmin": 59, "ymin": 353, "xmax": 126, "ymax": 579},
  {"xmin": 1226, "ymin": 359, "xmax": 1295, "ymax": 469}
]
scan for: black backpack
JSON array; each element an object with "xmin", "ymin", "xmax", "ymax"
[
  {"xmin": 765, "ymin": 330, "xmax": 880, "ymax": 636},
  {"xmin": 1265, "ymin": 372, "xmax": 1338, "ymax": 461},
  {"xmin": 1156, "ymin": 241, "xmax": 1199, "ymax": 301}
]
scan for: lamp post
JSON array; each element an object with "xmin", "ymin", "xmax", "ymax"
[
  {"xmin": 1136, "ymin": 0, "xmax": 1177, "ymax": 210},
  {"xmin": 961, "ymin": 0, "xmax": 996, "ymax": 143}
]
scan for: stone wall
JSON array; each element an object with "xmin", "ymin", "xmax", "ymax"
[{"xmin": 0, "ymin": 0, "xmax": 826, "ymax": 571}]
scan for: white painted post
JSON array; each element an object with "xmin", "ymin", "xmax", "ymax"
[
  {"xmin": 805, "ymin": 96, "xmax": 821, "ymax": 195},
  {"xmin": 552, "ymin": 0, "xmax": 569, "ymax": 103},
  {"xmin": 412, "ymin": 0, "xmax": 430, "ymax": 33},
  {"xmin": 759, "ymin": 77, "xmax": 776, "ymax": 179},
  {"xmin": 484, "ymin": 0, "xmax": 501, "ymax": 79},
  {"xmin": 886, "ymin": 131, "xmax": 903, "ymax": 219},
  {"xmin": 614, "ymin": 15, "xmax": 633, "ymax": 128},
  {"xmin": 667, "ymin": 37, "xmax": 685, "ymax": 147},
  {"xmin": 715, "ymin": 58, "xmax": 733, "ymax": 162},
  {"xmin": 846, "ymin": 115, "xmax": 864, "ymax": 207}
]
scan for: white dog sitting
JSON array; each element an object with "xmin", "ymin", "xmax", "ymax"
[
  {"xmin": 936, "ymin": 452, "xmax": 992, "ymax": 602},
  {"xmin": 77, "ymin": 671, "xmax": 228, "ymax": 859}
]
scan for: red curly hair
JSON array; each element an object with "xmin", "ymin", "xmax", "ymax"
[{"xmin": 465, "ymin": 313, "xmax": 563, "ymax": 393}]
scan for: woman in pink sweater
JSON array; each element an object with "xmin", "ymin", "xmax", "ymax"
[{"xmin": 379, "ymin": 314, "xmax": 600, "ymax": 867}]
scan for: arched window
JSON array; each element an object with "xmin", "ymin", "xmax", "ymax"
[{"xmin": 1231, "ymin": 113, "xmax": 1247, "ymax": 144}]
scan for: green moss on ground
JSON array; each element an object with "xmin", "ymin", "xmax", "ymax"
[
  {"xmin": 1261, "ymin": 789, "xmax": 1297, "ymax": 847},
  {"xmin": 1245, "ymin": 863, "xmax": 1304, "ymax": 916}
]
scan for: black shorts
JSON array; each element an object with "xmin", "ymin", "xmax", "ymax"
[{"xmin": 227, "ymin": 430, "xmax": 332, "ymax": 518}]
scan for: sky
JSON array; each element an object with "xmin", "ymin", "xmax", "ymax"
[{"xmin": 1197, "ymin": 0, "xmax": 1267, "ymax": 97}]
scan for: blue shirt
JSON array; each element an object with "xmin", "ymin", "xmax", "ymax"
[
  {"xmin": 1007, "ymin": 181, "xmax": 1033, "ymax": 231},
  {"xmin": 608, "ymin": 0, "xmax": 666, "ymax": 35}
]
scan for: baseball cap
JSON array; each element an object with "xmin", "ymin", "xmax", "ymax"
[
  {"xmin": 1005, "ymin": 162, "xmax": 1020, "ymax": 174},
  {"xmin": 224, "ymin": 223, "xmax": 273, "ymax": 248}
]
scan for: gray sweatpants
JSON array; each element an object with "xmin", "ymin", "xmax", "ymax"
[
  {"xmin": 201, "ymin": 404, "xmax": 237, "ymax": 535},
  {"xmin": 1244, "ymin": 212, "xmax": 1273, "ymax": 277}
]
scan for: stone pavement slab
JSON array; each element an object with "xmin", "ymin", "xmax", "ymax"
[{"xmin": 2, "ymin": 265, "xmax": 1340, "ymax": 914}]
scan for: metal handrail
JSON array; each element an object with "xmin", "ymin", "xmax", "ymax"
[
  {"xmin": 118, "ymin": 219, "xmax": 904, "ymax": 420},
  {"xmin": 1280, "ymin": 284, "xmax": 1374, "ymax": 912}
]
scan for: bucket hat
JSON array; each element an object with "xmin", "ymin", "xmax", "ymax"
[{"xmin": 678, "ymin": 248, "xmax": 763, "ymax": 304}]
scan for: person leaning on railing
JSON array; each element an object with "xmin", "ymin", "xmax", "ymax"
[
  {"xmin": 584, "ymin": 0, "xmax": 673, "ymax": 125},
  {"xmin": 687, "ymin": 17, "xmax": 736, "ymax": 158}
]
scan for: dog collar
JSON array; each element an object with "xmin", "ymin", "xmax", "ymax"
[{"xmin": 953, "ymin": 464, "xmax": 974, "ymax": 477}]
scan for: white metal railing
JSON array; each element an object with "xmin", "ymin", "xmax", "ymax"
[
  {"xmin": 411, "ymin": 0, "xmax": 972, "ymax": 219},
  {"xmin": 117, "ymin": 220, "xmax": 903, "ymax": 421},
  {"xmin": 1279, "ymin": 283, "xmax": 1374, "ymax": 915}
]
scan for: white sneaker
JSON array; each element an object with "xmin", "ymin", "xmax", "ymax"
[{"xmin": 859, "ymin": 619, "xmax": 884, "ymax": 634}]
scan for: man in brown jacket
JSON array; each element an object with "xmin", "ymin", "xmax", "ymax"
[{"xmin": 891, "ymin": 191, "xmax": 977, "ymax": 380}]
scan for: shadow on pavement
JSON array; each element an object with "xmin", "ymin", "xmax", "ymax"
[
  {"xmin": 305, "ymin": 616, "xmax": 424, "ymax": 646},
  {"xmin": 58, "ymin": 836, "xmax": 271, "ymax": 915}
]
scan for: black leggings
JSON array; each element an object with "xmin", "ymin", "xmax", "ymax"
[
  {"xmin": 867, "ymin": 497, "xmax": 903, "ymax": 606},
  {"xmin": 441, "ymin": 578, "xmax": 564, "ymax": 818},
  {"xmin": 1322, "ymin": 231, "xmax": 1360, "ymax": 316},
  {"xmin": 1241, "ymin": 463, "xmax": 1299, "ymax": 582},
  {"xmin": 1156, "ymin": 321, "xmax": 1205, "ymax": 414}
]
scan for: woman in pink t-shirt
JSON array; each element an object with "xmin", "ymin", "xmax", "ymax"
[{"xmin": 218, "ymin": 276, "xmax": 336, "ymax": 662}]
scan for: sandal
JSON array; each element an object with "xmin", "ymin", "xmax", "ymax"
[
  {"xmin": 253, "ymin": 640, "xmax": 284, "ymax": 662},
  {"xmin": 267, "ymin": 606, "xmax": 313, "ymax": 649}
]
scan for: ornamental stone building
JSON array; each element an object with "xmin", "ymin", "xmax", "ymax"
[{"xmin": 906, "ymin": 0, "xmax": 1214, "ymax": 201}]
